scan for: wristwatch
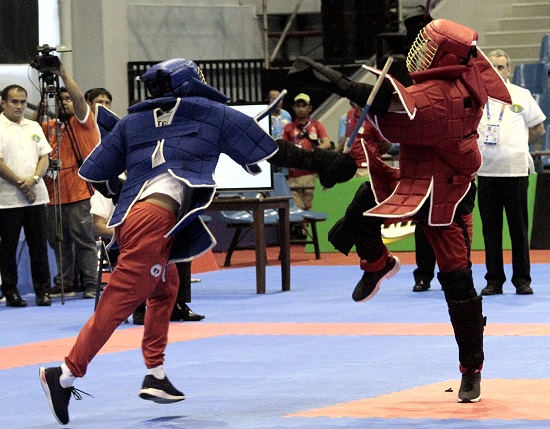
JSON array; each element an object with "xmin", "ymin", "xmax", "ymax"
[{"xmin": 33, "ymin": 175, "xmax": 40, "ymax": 184}]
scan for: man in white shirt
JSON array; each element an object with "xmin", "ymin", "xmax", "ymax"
[
  {"xmin": 477, "ymin": 49, "xmax": 546, "ymax": 296},
  {"xmin": 0, "ymin": 84, "xmax": 53, "ymax": 307}
]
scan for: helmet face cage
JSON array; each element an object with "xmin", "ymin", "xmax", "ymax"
[
  {"xmin": 406, "ymin": 28, "xmax": 438, "ymax": 72},
  {"xmin": 143, "ymin": 70, "xmax": 172, "ymax": 98}
]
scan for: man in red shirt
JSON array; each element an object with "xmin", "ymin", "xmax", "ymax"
[{"xmin": 282, "ymin": 93, "xmax": 331, "ymax": 212}]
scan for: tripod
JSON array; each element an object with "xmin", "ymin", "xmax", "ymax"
[{"xmin": 37, "ymin": 71, "xmax": 68, "ymax": 304}]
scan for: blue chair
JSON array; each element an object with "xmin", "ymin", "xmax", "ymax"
[
  {"xmin": 511, "ymin": 63, "xmax": 548, "ymax": 95},
  {"xmin": 271, "ymin": 173, "xmax": 328, "ymax": 259},
  {"xmin": 537, "ymin": 93, "xmax": 550, "ymax": 131},
  {"xmin": 541, "ymin": 125, "xmax": 550, "ymax": 169},
  {"xmin": 540, "ymin": 33, "xmax": 550, "ymax": 71},
  {"xmin": 217, "ymin": 192, "xmax": 303, "ymax": 266}
]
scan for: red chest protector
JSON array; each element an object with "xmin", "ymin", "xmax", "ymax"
[{"xmin": 365, "ymin": 64, "xmax": 487, "ymax": 225}]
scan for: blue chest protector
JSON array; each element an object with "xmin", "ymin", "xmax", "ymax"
[{"xmin": 79, "ymin": 96, "xmax": 277, "ymax": 262}]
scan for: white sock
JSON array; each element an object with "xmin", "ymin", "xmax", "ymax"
[
  {"xmin": 59, "ymin": 363, "xmax": 76, "ymax": 388},
  {"xmin": 147, "ymin": 365, "xmax": 165, "ymax": 380}
]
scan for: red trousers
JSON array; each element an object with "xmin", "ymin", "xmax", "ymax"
[
  {"xmin": 423, "ymin": 213, "xmax": 473, "ymax": 273},
  {"xmin": 66, "ymin": 202, "xmax": 179, "ymax": 377}
]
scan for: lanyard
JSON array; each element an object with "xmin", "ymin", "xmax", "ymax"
[{"xmin": 486, "ymin": 102, "xmax": 506, "ymax": 122}]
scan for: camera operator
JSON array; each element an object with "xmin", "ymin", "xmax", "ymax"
[{"xmin": 36, "ymin": 62, "xmax": 100, "ymax": 300}]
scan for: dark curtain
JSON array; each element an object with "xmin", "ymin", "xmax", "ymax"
[
  {"xmin": 0, "ymin": 0, "xmax": 39, "ymax": 63},
  {"xmin": 321, "ymin": 0, "xmax": 397, "ymax": 62}
]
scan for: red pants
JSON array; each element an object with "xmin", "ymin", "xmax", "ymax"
[
  {"xmin": 66, "ymin": 202, "xmax": 179, "ymax": 377},
  {"xmin": 423, "ymin": 213, "xmax": 473, "ymax": 273}
]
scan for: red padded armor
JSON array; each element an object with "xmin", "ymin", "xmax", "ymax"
[{"xmin": 365, "ymin": 63, "xmax": 486, "ymax": 226}]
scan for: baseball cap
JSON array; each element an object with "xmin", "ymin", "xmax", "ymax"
[{"xmin": 294, "ymin": 93, "xmax": 310, "ymax": 104}]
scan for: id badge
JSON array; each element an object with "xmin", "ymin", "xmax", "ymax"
[{"xmin": 483, "ymin": 124, "xmax": 500, "ymax": 145}]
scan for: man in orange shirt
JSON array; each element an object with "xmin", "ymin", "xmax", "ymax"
[{"xmin": 41, "ymin": 63, "xmax": 100, "ymax": 299}]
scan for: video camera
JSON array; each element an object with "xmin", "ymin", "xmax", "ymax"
[{"xmin": 30, "ymin": 44, "xmax": 72, "ymax": 73}]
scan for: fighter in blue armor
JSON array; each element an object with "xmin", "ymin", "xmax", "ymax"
[{"xmin": 39, "ymin": 58, "xmax": 278, "ymax": 425}]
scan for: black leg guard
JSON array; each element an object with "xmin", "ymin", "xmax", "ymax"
[
  {"xmin": 288, "ymin": 56, "xmax": 393, "ymax": 115},
  {"xmin": 438, "ymin": 269, "xmax": 485, "ymax": 370},
  {"xmin": 269, "ymin": 139, "xmax": 357, "ymax": 188},
  {"xmin": 438, "ymin": 268, "xmax": 478, "ymax": 302},
  {"xmin": 327, "ymin": 182, "xmax": 384, "ymax": 259},
  {"xmin": 447, "ymin": 296, "xmax": 485, "ymax": 370}
]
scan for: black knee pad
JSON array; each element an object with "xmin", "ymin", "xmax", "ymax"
[{"xmin": 438, "ymin": 268, "xmax": 478, "ymax": 302}]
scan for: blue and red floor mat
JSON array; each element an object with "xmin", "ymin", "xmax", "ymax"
[{"xmin": 1, "ymin": 263, "xmax": 549, "ymax": 428}]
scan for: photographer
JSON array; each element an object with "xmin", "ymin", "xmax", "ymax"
[{"xmin": 36, "ymin": 61, "xmax": 100, "ymax": 299}]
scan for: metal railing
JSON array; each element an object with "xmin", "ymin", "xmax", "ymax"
[{"xmin": 128, "ymin": 59, "xmax": 265, "ymax": 106}]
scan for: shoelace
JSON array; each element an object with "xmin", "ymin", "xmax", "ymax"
[{"xmin": 70, "ymin": 387, "xmax": 94, "ymax": 400}]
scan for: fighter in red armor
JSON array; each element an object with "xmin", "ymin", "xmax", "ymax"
[{"xmin": 270, "ymin": 19, "xmax": 511, "ymax": 402}]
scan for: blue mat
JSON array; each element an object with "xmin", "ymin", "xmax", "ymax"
[{"xmin": 1, "ymin": 263, "xmax": 549, "ymax": 428}]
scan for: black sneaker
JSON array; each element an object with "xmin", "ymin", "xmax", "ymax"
[
  {"xmin": 412, "ymin": 280, "xmax": 431, "ymax": 292},
  {"xmin": 49, "ymin": 285, "xmax": 76, "ymax": 297},
  {"xmin": 139, "ymin": 375, "xmax": 185, "ymax": 404},
  {"xmin": 352, "ymin": 255, "xmax": 400, "ymax": 302},
  {"xmin": 39, "ymin": 366, "xmax": 91, "ymax": 425},
  {"xmin": 458, "ymin": 370, "xmax": 481, "ymax": 403}
]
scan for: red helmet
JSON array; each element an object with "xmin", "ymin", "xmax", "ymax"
[{"xmin": 406, "ymin": 19, "xmax": 478, "ymax": 72}]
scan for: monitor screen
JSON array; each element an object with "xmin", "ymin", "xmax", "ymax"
[{"xmin": 213, "ymin": 103, "xmax": 274, "ymax": 193}]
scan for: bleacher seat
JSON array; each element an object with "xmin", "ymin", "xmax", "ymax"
[
  {"xmin": 541, "ymin": 125, "xmax": 550, "ymax": 169},
  {"xmin": 537, "ymin": 93, "xmax": 550, "ymax": 131},
  {"xmin": 512, "ymin": 63, "xmax": 548, "ymax": 95},
  {"xmin": 540, "ymin": 33, "xmax": 550, "ymax": 71},
  {"xmin": 271, "ymin": 173, "xmax": 328, "ymax": 259},
  {"xmin": 218, "ymin": 192, "xmax": 304, "ymax": 267}
]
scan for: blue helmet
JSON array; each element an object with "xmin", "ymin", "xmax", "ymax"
[{"xmin": 140, "ymin": 58, "xmax": 206, "ymax": 98}]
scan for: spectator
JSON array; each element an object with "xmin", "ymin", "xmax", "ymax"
[
  {"xmin": 282, "ymin": 93, "xmax": 331, "ymax": 238},
  {"xmin": 39, "ymin": 63, "xmax": 101, "ymax": 300},
  {"xmin": 411, "ymin": 224, "xmax": 436, "ymax": 292},
  {"xmin": 477, "ymin": 49, "xmax": 546, "ymax": 296},
  {"xmin": 267, "ymin": 89, "xmax": 291, "ymax": 139},
  {"xmin": 84, "ymin": 87, "xmax": 112, "ymax": 113},
  {"xmin": 336, "ymin": 101, "xmax": 393, "ymax": 177},
  {"xmin": 0, "ymin": 84, "xmax": 52, "ymax": 307}
]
